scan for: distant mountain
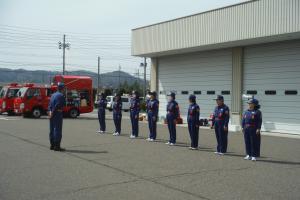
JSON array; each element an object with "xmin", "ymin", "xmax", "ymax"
[{"xmin": 0, "ymin": 68, "xmax": 144, "ymax": 88}]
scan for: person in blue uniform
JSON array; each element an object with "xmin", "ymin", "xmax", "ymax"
[
  {"xmin": 211, "ymin": 95, "xmax": 230, "ymax": 155},
  {"xmin": 166, "ymin": 92, "xmax": 179, "ymax": 146},
  {"xmin": 97, "ymin": 93, "xmax": 107, "ymax": 134},
  {"xmin": 187, "ymin": 95, "xmax": 200, "ymax": 150},
  {"xmin": 242, "ymin": 98, "xmax": 262, "ymax": 161},
  {"xmin": 48, "ymin": 82, "xmax": 66, "ymax": 151},
  {"xmin": 130, "ymin": 91, "xmax": 140, "ymax": 139},
  {"xmin": 112, "ymin": 93, "xmax": 122, "ymax": 136},
  {"xmin": 146, "ymin": 91, "xmax": 159, "ymax": 142}
]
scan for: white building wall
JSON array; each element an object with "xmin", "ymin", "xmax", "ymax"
[
  {"xmin": 132, "ymin": 0, "xmax": 300, "ymax": 56},
  {"xmin": 158, "ymin": 49, "xmax": 232, "ymax": 121},
  {"xmin": 243, "ymin": 39, "xmax": 300, "ymax": 134}
]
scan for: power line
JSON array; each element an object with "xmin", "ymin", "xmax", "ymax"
[{"xmin": 0, "ymin": 24, "xmax": 130, "ymax": 37}]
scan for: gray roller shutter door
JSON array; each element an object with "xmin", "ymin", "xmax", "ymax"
[
  {"xmin": 243, "ymin": 40, "xmax": 300, "ymax": 134},
  {"xmin": 158, "ymin": 49, "xmax": 232, "ymax": 122}
]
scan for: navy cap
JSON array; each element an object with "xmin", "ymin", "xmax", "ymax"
[
  {"xmin": 189, "ymin": 94, "xmax": 196, "ymax": 101},
  {"xmin": 247, "ymin": 98, "xmax": 259, "ymax": 105},
  {"xmin": 167, "ymin": 92, "xmax": 176, "ymax": 98},
  {"xmin": 57, "ymin": 82, "xmax": 65, "ymax": 89},
  {"xmin": 149, "ymin": 91, "xmax": 157, "ymax": 97},
  {"xmin": 214, "ymin": 95, "xmax": 224, "ymax": 101}
]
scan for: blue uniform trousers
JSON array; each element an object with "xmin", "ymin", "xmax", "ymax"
[
  {"xmin": 98, "ymin": 109, "xmax": 106, "ymax": 131},
  {"xmin": 148, "ymin": 112, "xmax": 157, "ymax": 139},
  {"xmin": 49, "ymin": 112, "xmax": 63, "ymax": 146},
  {"xmin": 130, "ymin": 111, "xmax": 139, "ymax": 137},
  {"xmin": 113, "ymin": 113, "xmax": 122, "ymax": 134},
  {"xmin": 167, "ymin": 114, "xmax": 176, "ymax": 143},
  {"xmin": 214, "ymin": 121, "xmax": 228, "ymax": 153},
  {"xmin": 188, "ymin": 121, "xmax": 199, "ymax": 148},
  {"xmin": 244, "ymin": 127, "xmax": 260, "ymax": 157}
]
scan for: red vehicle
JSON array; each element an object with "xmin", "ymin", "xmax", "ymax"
[
  {"xmin": 14, "ymin": 75, "xmax": 94, "ymax": 118},
  {"xmin": 14, "ymin": 83, "xmax": 55, "ymax": 118},
  {"xmin": 53, "ymin": 75, "xmax": 94, "ymax": 118},
  {"xmin": 0, "ymin": 83, "xmax": 22, "ymax": 115}
]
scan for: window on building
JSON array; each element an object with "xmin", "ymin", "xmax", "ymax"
[
  {"xmin": 193, "ymin": 91, "xmax": 201, "ymax": 95},
  {"xmin": 285, "ymin": 90, "xmax": 298, "ymax": 95},
  {"xmin": 181, "ymin": 91, "xmax": 189, "ymax": 95},
  {"xmin": 207, "ymin": 91, "xmax": 215, "ymax": 95},
  {"xmin": 247, "ymin": 90, "xmax": 257, "ymax": 95},
  {"xmin": 265, "ymin": 90, "xmax": 276, "ymax": 95},
  {"xmin": 221, "ymin": 91, "xmax": 230, "ymax": 95}
]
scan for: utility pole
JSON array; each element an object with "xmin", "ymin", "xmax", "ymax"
[
  {"xmin": 97, "ymin": 56, "xmax": 100, "ymax": 95},
  {"xmin": 140, "ymin": 57, "xmax": 147, "ymax": 97},
  {"xmin": 58, "ymin": 34, "xmax": 70, "ymax": 75},
  {"xmin": 118, "ymin": 64, "xmax": 121, "ymax": 88}
]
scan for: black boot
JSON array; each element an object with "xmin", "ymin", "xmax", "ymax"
[
  {"xmin": 54, "ymin": 144, "xmax": 65, "ymax": 152},
  {"xmin": 50, "ymin": 142, "xmax": 54, "ymax": 150}
]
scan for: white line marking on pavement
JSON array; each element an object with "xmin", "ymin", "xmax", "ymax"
[{"xmin": 0, "ymin": 117, "xmax": 20, "ymax": 121}]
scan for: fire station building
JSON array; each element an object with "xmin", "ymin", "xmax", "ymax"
[{"xmin": 131, "ymin": 0, "xmax": 300, "ymax": 134}]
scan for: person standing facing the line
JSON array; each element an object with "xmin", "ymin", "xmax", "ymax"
[{"xmin": 48, "ymin": 82, "xmax": 66, "ymax": 151}]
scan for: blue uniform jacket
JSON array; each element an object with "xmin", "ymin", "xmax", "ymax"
[
  {"xmin": 212, "ymin": 104, "xmax": 230, "ymax": 127},
  {"xmin": 113, "ymin": 100, "xmax": 122, "ymax": 115},
  {"xmin": 98, "ymin": 98, "xmax": 107, "ymax": 111},
  {"xmin": 187, "ymin": 103, "xmax": 200, "ymax": 125},
  {"xmin": 242, "ymin": 109, "xmax": 262, "ymax": 130},
  {"xmin": 166, "ymin": 100, "xmax": 179, "ymax": 118},
  {"xmin": 147, "ymin": 99, "xmax": 159, "ymax": 117},
  {"xmin": 48, "ymin": 92, "xmax": 65, "ymax": 114},
  {"xmin": 130, "ymin": 97, "xmax": 140, "ymax": 112}
]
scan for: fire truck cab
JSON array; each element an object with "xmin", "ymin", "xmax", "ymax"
[
  {"xmin": 14, "ymin": 83, "xmax": 55, "ymax": 118},
  {"xmin": 0, "ymin": 83, "xmax": 22, "ymax": 115}
]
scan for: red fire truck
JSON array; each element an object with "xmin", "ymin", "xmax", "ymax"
[
  {"xmin": 0, "ymin": 83, "xmax": 23, "ymax": 115},
  {"xmin": 14, "ymin": 83, "xmax": 55, "ymax": 118},
  {"xmin": 53, "ymin": 75, "xmax": 94, "ymax": 118},
  {"xmin": 14, "ymin": 75, "xmax": 94, "ymax": 118}
]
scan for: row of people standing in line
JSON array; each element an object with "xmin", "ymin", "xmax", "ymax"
[{"xmin": 96, "ymin": 91, "xmax": 262, "ymax": 161}]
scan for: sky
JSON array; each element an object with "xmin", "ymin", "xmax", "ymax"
[{"xmin": 0, "ymin": 0, "xmax": 247, "ymax": 78}]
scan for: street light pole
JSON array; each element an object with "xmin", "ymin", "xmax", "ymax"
[
  {"xmin": 62, "ymin": 34, "xmax": 66, "ymax": 74},
  {"xmin": 97, "ymin": 56, "xmax": 100, "ymax": 95},
  {"xmin": 140, "ymin": 58, "xmax": 147, "ymax": 97},
  {"xmin": 58, "ymin": 34, "xmax": 70, "ymax": 75},
  {"xmin": 144, "ymin": 57, "xmax": 147, "ymax": 97}
]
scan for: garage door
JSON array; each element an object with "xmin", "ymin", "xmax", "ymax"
[
  {"xmin": 243, "ymin": 40, "xmax": 300, "ymax": 134},
  {"xmin": 158, "ymin": 49, "xmax": 232, "ymax": 122}
]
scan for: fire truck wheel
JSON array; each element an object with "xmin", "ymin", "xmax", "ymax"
[
  {"xmin": 69, "ymin": 109, "xmax": 78, "ymax": 119},
  {"xmin": 32, "ymin": 108, "xmax": 42, "ymax": 118}
]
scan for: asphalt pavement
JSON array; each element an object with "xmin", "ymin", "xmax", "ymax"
[{"xmin": 0, "ymin": 113, "xmax": 299, "ymax": 200}]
